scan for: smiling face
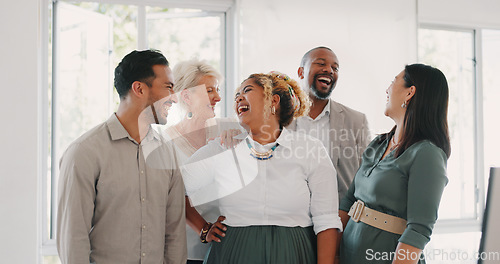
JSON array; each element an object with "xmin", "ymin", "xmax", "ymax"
[
  {"xmin": 299, "ymin": 48, "xmax": 339, "ymax": 100},
  {"xmin": 147, "ymin": 65, "xmax": 177, "ymax": 124},
  {"xmin": 184, "ymin": 75, "xmax": 221, "ymax": 121},
  {"xmin": 196, "ymin": 75, "xmax": 221, "ymax": 118},
  {"xmin": 234, "ymin": 78, "xmax": 267, "ymax": 129},
  {"xmin": 385, "ymin": 70, "xmax": 411, "ymax": 120}
]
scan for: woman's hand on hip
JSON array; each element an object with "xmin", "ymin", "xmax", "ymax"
[{"xmin": 207, "ymin": 215, "xmax": 227, "ymax": 242}]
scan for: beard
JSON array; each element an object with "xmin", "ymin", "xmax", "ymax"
[
  {"xmin": 149, "ymin": 96, "xmax": 171, "ymax": 125},
  {"xmin": 151, "ymin": 104, "xmax": 168, "ymax": 125},
  {"xmin": 310, "ymin": 81, "xmax": 335, "ymax": 100}
]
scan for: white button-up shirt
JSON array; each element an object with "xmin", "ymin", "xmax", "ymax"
[
  {"xmin": 296, "ymin": 100, "xmax": 331, "ymax": 151},
  {"xmin": 182, "ymin": 128, "xmax": 342, "ymax": 234}
]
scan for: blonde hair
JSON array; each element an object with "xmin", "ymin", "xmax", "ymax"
[
  {"xmin": 173, "ymin": 59, "xmax": 222, "ymax": 110},
  {"xmin": 244, "ymin": 72, "xmax": 310, "ymax": 127}
]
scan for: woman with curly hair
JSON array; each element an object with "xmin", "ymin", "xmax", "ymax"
[{"xmin": 182, "ymin": 71, "xmax": 342, "ymax": 264}]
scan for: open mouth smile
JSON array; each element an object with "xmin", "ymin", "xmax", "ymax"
[
  {"xmin": 237, "ymin": 105, "xmax": 249, "ymax": 115},
  {"xmin": 317, "ymin": 76, "xmax": 333, "ymax": 85}
]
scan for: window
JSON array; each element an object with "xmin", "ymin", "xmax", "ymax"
[
  {"xmin": 481, "ymin": 29, "xmax": 500, "ymax": 174},
  {"xmin": 41, "ymin": 0, "xmax": 235, "ymax": 262},
  {"xmin": 418, "ymin": 27, "xmax": 476, "ymax": 221},
  {"xmin": 418, "ymin": 26, "xmax": 500, "ymax": 263}
]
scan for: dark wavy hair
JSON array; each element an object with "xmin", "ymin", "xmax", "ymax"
[
  {"xmin": 381, "ymin": 64, "xmax": 451, "ymax": 158},
  {"xmin": 114, "ymin": 49, "xmax": 169, "ymax": 99}
]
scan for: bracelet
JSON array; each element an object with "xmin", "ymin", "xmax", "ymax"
[{"xmin": 200, "ymin": 222, "xmax": 213, "ymax": 243}]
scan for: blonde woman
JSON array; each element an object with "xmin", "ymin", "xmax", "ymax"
[{"xmin": 158, "ymin": 59, "xmax": 223, "ymax": 264}]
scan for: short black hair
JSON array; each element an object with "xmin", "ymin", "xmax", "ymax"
[
  {"xmin": 300, "ymin": 46, "xmax": 333, "ymax": 67},
  {"xmin": 114, "ymin": 49, "xmax": 169, "ymax": 99}
]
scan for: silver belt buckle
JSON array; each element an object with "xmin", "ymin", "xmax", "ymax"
[{"xmin": 351, "ymin": 200, "xmax": 365, "ymax": 223}]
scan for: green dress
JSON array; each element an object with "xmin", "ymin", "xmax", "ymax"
[
  {"xmin": 204, "ymin": 225, "xmax": 317, "ymax": 264},
  {"xmin": 339, "ymin": 134, "xmax": 448, "ymax": 264}
]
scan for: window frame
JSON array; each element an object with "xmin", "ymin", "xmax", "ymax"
[
  {"xmin": 417, "ymin": 23, "xmax": 486, "ymax": 234},
  {"xmin": 40, "ymin": 0, "xmax": 238, "ymax": 256}
]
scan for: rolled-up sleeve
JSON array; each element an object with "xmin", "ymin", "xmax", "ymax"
[
  {"xmin": 309, "ymin": 142, "xmax": 343, "ymax": 234},
  {"xmin": 398, "ymin": 142, "xmax": 448, "ymax": 249},
  {"xmin": 56, "ymin": 143, "xmax": 97, "ymax": 264}
]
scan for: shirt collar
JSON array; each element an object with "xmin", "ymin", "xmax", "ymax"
[
  {"xmin": 143, "ymin": 125, "xmax": 161, "ymax": 143},
  {"xmin": 315, "ymin": 100, "xmax": 331, "ymax": 120},
  {"xmin": 148, "ymin": 124, "xmax": 163, "ymax": 141},
  {"xmin": 246, "ymin": 127, "xmax": 292, "ymax": 150},
  {"xmin": 275, "ymin": 127, "xmax": 292, "ymax": 150},
  {"xmin": 106, "ymin": 113, "xmax": 160, "ymax": 143},
  {"xmin": 107, "ymin": 114, "xmax": 129, "ymax": 141}
]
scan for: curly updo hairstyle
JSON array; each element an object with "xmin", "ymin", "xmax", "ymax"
[{"xmin": 244, "ymin": 72, "xmax": 310, "ymax": 127}]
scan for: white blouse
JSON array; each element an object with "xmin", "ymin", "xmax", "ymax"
[{"xmin": 181, "ymin": 128, "xmax": 342, "ymax": 234}]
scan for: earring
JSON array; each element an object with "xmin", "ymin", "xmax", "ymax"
[
  {"xmin": 271, "ymin": 106, "xmax": 276, "ymax": 115},
  {"xmin": 187, "ymin": 112, "xmax": 193, "ymax": 119},
  {"xmin": 401, "ymin": 101, "xmax": 407, "ymax": 108}
]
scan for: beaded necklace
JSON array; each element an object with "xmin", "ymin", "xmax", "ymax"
[{"xmin": 245, "ymin": 138, "xmax": 279, "ymax": 160}]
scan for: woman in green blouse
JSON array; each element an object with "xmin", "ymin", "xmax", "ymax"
[{"xmin": 338, "ymin": 64, "xmax": 451, "ymax": 264}]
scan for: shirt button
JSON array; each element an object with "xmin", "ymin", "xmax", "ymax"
[
  {"xmin": 141, "ymin": 197, "xmax": 145, "ymax": 202},
  {"xmin": 142, "ymin": 225, "xmax": 146, "ymax": 229},
  {"xmin": 140, "ymin": 170, "xmax": 144, "ymax": 174},
  {"xmin": 142, "ymin": 252, "xmax": 146, "ymax": 257}
]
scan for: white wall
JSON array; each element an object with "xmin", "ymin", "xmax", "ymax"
[
  {"xmin": 418, "ymin": 0, "xmax": 500, "ymax": 28},
  {"xmin": 0, "ymin": 0, "xmax": 41, "ymax": 263},
  {"xmin": 237, "ymin": 0, "xmax": 418, "ymax": 135}
]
